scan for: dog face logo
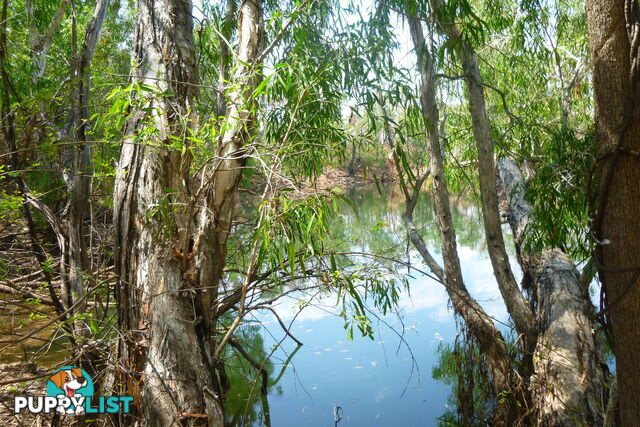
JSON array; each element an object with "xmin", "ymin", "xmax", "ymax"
[
  {"xmin": 48, "ymin": 368, "xmax": 87, "ymax": 398},
  {"xmin": 46, "ymin": 366, "xmax": 94, "ymax": 415}
]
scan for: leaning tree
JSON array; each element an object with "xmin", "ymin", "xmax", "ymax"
[{"xmin": 349, "ymin": 0, "xmax": 613, "ymax": 424}]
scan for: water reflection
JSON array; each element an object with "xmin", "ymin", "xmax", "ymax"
[
  {"xmin": 223, "ymin": 324, "xmax": 278, "ymax": 426},
  {"xmin": 232, "ymin": 185, "xmax": 517, "ymax": 426}
]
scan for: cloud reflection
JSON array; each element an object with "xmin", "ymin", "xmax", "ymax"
[{"xmin": 263, "ymin": 240, "xmax": 511, "ymax": 327}]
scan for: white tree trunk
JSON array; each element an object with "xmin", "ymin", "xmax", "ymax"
[{"xmin": 113, "ymin": 0, "xmax": 224, "ymax": 423}]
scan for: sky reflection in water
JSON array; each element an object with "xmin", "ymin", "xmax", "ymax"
[{"xmin": 245, "ymin": 187, "xmax": 517, "ymax": 426}]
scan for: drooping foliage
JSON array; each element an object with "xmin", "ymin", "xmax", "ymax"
[{"xmin": 0, "ymin": 0, "xmax": 621, "ymax": 423}]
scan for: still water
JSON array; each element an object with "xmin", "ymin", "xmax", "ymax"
[{"xmin": 228, "ymin": 186, "xmax": 518, "ymax": 426}]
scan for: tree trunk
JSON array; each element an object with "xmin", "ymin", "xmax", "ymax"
[
  {"xmin": 114, "ymin": 0, "xmax": 263, "ymax": 424},
  {"xmin": 216, "ymin": 0, "xmax": 236, "ymax": 119},
  {"xmin": 114, "ymin": 0, "xmax": 224, "ymax": 423},
  {"xmin": 586, "ymin": 0, "xmax": 640, "ymax": 423},
  {"xmin": 498, "ymin": 158, "xmax": 608, "ymax": 425},
  {"xmin": 192, "ymin": 0, "xmax": 263, "ymax": 339},
  {"xmin": 25, "ymin": 0, "xmax": 72, "ymax": 83},
  {"xmin": 404, "ymin": 2, "xmax": 611, "ymax": 424},
  {"xmin": 428, "ymin": 0, "xmax": 534, "ymax": 341},
  {"xmin": 405, "ymin": 10, "xmax": 523, "ymax": 424},
  {"xmin": 60, "ymin": 0, "xmax": 108, "ymax": 329},
  {"xmin": 459, "ymin": 49, "xmax": 535, "ymax": 340}
]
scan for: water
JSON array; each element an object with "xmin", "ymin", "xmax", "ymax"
[
  {"xmin": 0, "ymin": 185, "xmax": 515, "ymax": 425},
  {"xmin": 229, "ymin": 186, "xmax": 517, "ymax": 426}
]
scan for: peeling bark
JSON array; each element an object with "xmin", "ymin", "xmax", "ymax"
[
  {"xmin": 114, "ymin": 0, "xmax": 223, "ymax": 423},
  {"xmin": 498, "ymin": 158, "xmax": 608, "ymax": 425},
  {"xmin": 114, "ymin": 0, "xmax": 263, "ymax": 424}
]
